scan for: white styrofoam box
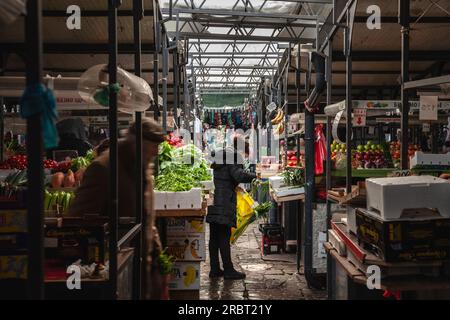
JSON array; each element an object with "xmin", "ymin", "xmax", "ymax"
[
  {"xmin": 166, "ymin": 232, "xmax": 206, "ymax": 261},
  {"xmin": 366, "ymin": 175, "xmax": 450, "ymax": 220},
  {"xmin": 169, "ymin": 261, "xmax": 200, "ymax": 290},
  {"xmin": 154, "ymin": 191, "xmax": 167, "ymax": 210},
  {"xmin": 273, "ymin": 186, "xmax": 305, "ymax": 197},
  {"xmin": 268, "ymin": 175, "xmax": 285, "ymax": 189},
  {"xmin": 164, "ymin": 188, "xmax": 202, "ymax": 210},
  {"xmin": 328, "ymin": 229, "xmax": 347, "ymax": 256},
  {"xmin": 410, "ymin": 151, "xmax": 450, "ymax": 168},
  {"xmin": 166, "ymin": 217, "xmax": 205, "ymax": 234},
  {"xmin": 200, "ymin": 180, "xmax": 214, "ymax": 191}
]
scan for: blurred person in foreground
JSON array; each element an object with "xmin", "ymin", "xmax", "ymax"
[
  {"xmin": 206, "ymin": 136, "xmax": 256, "ymax": 280},
  {"xmin": 68, "ymin": 118, "xmax": 166, "ymax": 299}
]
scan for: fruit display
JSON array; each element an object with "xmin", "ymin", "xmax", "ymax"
[
  {"xmin": 166, "ymin": 132, "xmax": 184, "ymax": 148},
  {"xmin": 44, "ymin": 159, "xmax": 58, "ymax": 169},
  {"xmin": 51, "ymin": 169, "xmax": 77, "ymax": 188},
  {"xmin": 331, "ymin": 140, "xmax": 391, "ymax": 169},
  {"xmin": 0, "ymin": 154, "xmax": 28, "ymax": 170},
  {"xmin": 286, "ymin": 150, "xmax": 304, "ymax": 167},
  {"xmin": 44, "ymin": 189, "xmax": 75, "ymax": 213},
  {"xmin": 389, "ymin": 141, "xmax": 420, "ymax": 168},
  {"xmin": 352, "ymin": 141, "xmax": 389, "ymax": 169},
  {"xmin": 271, "ymin": 109, "xmax": 285, "ymax": 125}
]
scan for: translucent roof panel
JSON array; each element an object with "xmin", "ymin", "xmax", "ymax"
[
  {"xmin": 160, "ymin": 0, "xmax": 332, "ymax": 96},
  {"xmin": 160, "ymin": 0, "xmax": 297, "ymax": 14}
]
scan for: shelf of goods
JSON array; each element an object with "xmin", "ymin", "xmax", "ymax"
[{"xmin": 326, "ymin": 174, "xmax": 450, "ymax": 299}]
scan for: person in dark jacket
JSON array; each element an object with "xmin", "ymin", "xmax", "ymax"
[
  {"xmin": 47, "ymin": 118, "xmax": 93, "ymax": 158},
  {"xmin": 207, "ymin": 136, "xmax": 256, "ymax": 280}
]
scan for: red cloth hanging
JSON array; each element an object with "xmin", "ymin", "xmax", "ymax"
[{"xmin": 314, "ymin": 124, "xmax": 327, "ymax": 175}]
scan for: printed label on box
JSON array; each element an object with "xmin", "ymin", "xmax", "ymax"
[
  {"xmin": 166, "ymin": 217, "xmax": 205, "ymax": 234},
  {"xmin": 0, "ymin": 255, "xmax": 27, "ymax": 279},
  {"xmin": 166, "ymin": 233, "xmax": 205, "ymax": 261},
  {"xmin": 169, "ymin": 262, "xmax": 200, "ymax": 290},
  {"xmin": 0, "ymin": 210, "xmax": 27, "ymax": 233}
]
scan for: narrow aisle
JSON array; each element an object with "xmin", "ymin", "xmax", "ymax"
[{"xmin": 200, "ymin": 223, "xmax": 327, "ymax": 300}]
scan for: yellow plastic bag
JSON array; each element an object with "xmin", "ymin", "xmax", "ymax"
[{"xmin": 230, "ymin": 188, "xmax": 258, "ymax": 244}]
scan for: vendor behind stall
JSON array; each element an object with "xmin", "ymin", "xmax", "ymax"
[{"xmin": 47, "ymin": 118, "xmax": 93, "ymax": 158}]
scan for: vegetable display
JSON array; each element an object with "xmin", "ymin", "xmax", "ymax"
[
  {"xmin": 44, "ymin": 189, "xmax": 75, "ymax": 213},
  {"xmin": 71, "ymin": 150, "xmax": 94, "ymax": 171},
  {"xmin": 155, "ymin": 163, "xmax": 212, "ymax": 192},
  {"xmin": 0, "ymin": 170, "xmax": 27, "ymax": 197},
  {"xmin": 281, "ymin": 167, "xmax": 304, "ymax": 187},
  {"xmin": 156, "ymin": 142, "xmax": 212, "ymax": 192}
]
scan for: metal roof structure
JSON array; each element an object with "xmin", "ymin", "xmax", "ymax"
[{"xmin": 160, "ymin": 0, "xmax": 333, "ymax": 97}]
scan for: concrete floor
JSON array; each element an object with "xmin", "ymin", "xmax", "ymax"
[{"xmin": 200, "ymin": 223, "xmax": 327, "ymax": 300}]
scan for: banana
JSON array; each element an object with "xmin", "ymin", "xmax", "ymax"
[
  {"xmin": 271, "ymin": 109, "xmax": 284, "ymax": 125},
  {"xmin": 190, "ymin": 220, "xmax": 204, "ymax": 233},
  {"xmin": 190, "ymin": 241, "xmax": 201, "ymax": 260},
  {"xmin": 270, "ymin": 109, "xmax": 281, "ymax": 124},
  {"xmin": 277, "ymin": 122, "xmax": 285, "ymax": 135},
  {"xmin": 184, "ymin": 266, "xmax": 196, "ymax": 287}
]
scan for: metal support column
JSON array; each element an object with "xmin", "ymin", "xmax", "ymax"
[
  {"xmin": 132, "ymin": 0, "xmax": 143, "ymax": 300},
  {"xmin": 325, "ymin": 40, "xmax": 333, "ymax": 299},
  {"xmin": 345, "ymin": 10, "xmax": 353, "ymax": 193},
  {"xmin": 400, "ymin": 0, "xmax": 410, "ymax": 170},
  {"xmin": 174, "ymin": 49, "xmax": 180, "ymax": 127},
  {"xmin": 153, "ymin": 0, "xmax": 160, "ymax": 121},
  {"xmin": 108, "ymin": 0, "xmax": 119, "ymax": 300},
  {"xmin": 25, "ymin": 0, "xmax": 44, "ymax": 300},
  {"xmin": 162, "ymin": 36, "xmax": 168, "ymax": 133}
]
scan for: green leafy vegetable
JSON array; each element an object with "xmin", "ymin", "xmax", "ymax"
[
  {"xmin": 158, "ymin": 249, "xmax": 176, "ymax": 275},
  {"xmin": 281, "ymin": 167, "xmax": 304, "ymax": 187}
]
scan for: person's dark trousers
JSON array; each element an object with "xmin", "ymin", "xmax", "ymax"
[{"xmin": 209, "ymin": 222, "xmax": 233, "ymax": 272}]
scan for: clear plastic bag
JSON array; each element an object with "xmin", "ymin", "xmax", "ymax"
[{"xmin": 78, "ymin": 64, "xmax": 154, "ymax": 113}]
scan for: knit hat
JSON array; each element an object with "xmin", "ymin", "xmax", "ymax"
[{"xmin": 128, "ymin": 118, "xmax": 165, "ymax": 143}]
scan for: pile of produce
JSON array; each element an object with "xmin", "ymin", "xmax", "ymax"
[
  {"xmin": 156, "ymin": 143, "xmax": 212, "ymax": 192},
  {"xmin": 51, "ymin": 170, "xmax": 78, "ymax": 188},
  {"xmin": 0, "ymin": 154, "xmax": 28, "ymax": 170},
  {"xmin": 389, "ymin": 141, "xmax": 420, "ymax": 168},
  {"xmin": 281, "ymin": 167, "xmax": 304, "ymax": 187},
  {"xmin": 44, "ymin": 159, "xmax": 58, "ymax": 169},
  {"xmin": 352, "ymin": 141, "xmax": 389, "ymax": 169},
  {"xmin": 0, "ymin": 170, "xmax": 27, "ymax": 197},
  {"xmin": 71, "ymin": 150, "xmax": 94, "ymax": 171},
  {"xmin": 44, "ymin": 190, "xmax": 75, "ymax": 213},
  {"xmin": 271, "ymin": 109, "xmax": 285, "ymax": 135},
  {"xmin": 286, "ymin": 150, "xmax": 300, "ymax": 167},
  {"xmin": 166, "ymin": 132, "xmax": 183, "ymax": 148},
  {"xmin": 331, "ymin": 140, "xmax": 391, "ymax": 169}
]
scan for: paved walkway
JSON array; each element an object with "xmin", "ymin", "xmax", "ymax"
[{"xmin": 200, "ymin": 223, "xmax": 327, "ymax": 300}]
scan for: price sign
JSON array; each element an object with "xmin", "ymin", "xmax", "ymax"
[
  {"xmin": 419, "ymin": 96, "xmax": 438, "ymax": 121},
  {"xmin": 352, "ymin": 108, "xmax": 367, "ymax": 127}
]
